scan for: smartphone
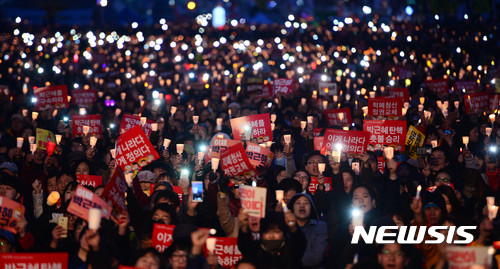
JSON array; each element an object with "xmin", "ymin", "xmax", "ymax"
[
  {"xmin": 192, "ymin": 181, "xmax": 203, "ymax": 202},
  {"xmin": 352, "ymin": 162, "xmax": 360, "ymax": 175},
  {"xmin": 58, "ymin": 216, "xmax": 68, "ymax": 238},
  {"xmin": 242, "ymin": 126, "xmax": 253, "ymax": 141}
]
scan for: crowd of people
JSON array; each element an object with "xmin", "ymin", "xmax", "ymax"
[{"xmin": 0, "ymin": 14, "xmax": 499, "ymax": 269}]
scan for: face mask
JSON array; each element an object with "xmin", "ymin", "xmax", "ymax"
[
  {"xmin": 274, "ymin": 158, "xmax": 286, "ymax": 167},
  {"xmin": 261, "ymin": 239, "xmax": 284, "ymax": 253}
]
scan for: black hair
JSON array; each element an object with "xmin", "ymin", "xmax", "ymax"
[
  {"xmin": 277, "ymin": 178, "xmax": 303, "ymax": 194},
  {"xmin": 133, "ymin": 247, "xmax": 167, "ymax": 268},
  {"xmin": 152, "ymin": 203, "xmax": 177, "ymax": 225},
  {"xmin": 260, "ymin": 211, "xmax": 287, "ymax": 236},
  {"xmin": 152, "ymin": 190, "xmax": 180, "ymax": 208}
]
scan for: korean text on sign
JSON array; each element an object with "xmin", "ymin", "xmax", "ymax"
[
  {"xmin": 34, "ymin": 85, "xmax": 69, "ymax": 110},
  {"xmin": 67, "ymin": 185, "xmax": 111, "ymax": 222},
  {"xmin": 368, "ymin": 97, "xmax": 402, "ymax": 118},
  {"xmin": 425, "ymin": 79, "xmax": 449, "ymax": 96},
  {"xmin": 364, "ymin": 120, "xmax": 407, "ymax": 151},
  {"xmin": 101, "ymin": 168, "xmax": 128, "ymax": 217},
  {"xmin": 204, "ymin": 237, "xmax": 242, "ymax": 268},
  {"xmin": 220, "ymin": 143, "xmax": 257, "ymax": 179},
  {"xmin": 0, "ymin": 253, "xmax": 68, "ymax": 269},
  {"xmin": 324, "ymin": 108, "xmax": 352, "ymax": 126},
  {"xmin": 115, "ymin": 125, "xmax": 160, "ymax": 173},
  {"xmin": 72, "ymin": 89, "xmax": 97, "ymax": 107},
  {"xmin": 0, "ymin": 196, "xmax": 25, "ymax": 234},
  {"xmin": 405, "ymin": 126, "xmax": 425, "ymax": 160},
  {"xmin": 72, "ymin": 114, "xmax": 103, "ymax": 138},
  {"xmin": 239, "ymin": 185, "xmax": 267, "ymax": 219},
  {"xmin": 273, "ymin": 78, "xmax": 294, "ymax": 94},
  {"xmin": 245, "ymin": 143, "xmax": 273, "ymax": 168},
  {"xmin": 464, "ymin": 92, "xmax": 489, "ymax": 114},
  {"xmin": 322, "ymin": 129, "xmax": 370, "ymax": 155},
  {"xmin": 151, "ymin": 223, "xmax": 175, "ymax": 252},
  {"xmin": 230, "ymin": 113, "xmax": 272, "ymax": 143},
  {"xmin": 209, "ymin": 137, "xmax": 242, "ymax": 159},
  {"xmin": 308, "ymin": 176, "xmax": 332, "ymax": 195},
  {"xmin": 119, "ymin": 114, "xmax": 155, "ymax": 136}
]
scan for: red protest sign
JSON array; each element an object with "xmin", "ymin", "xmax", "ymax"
[
  {"xmin": 364, "ymin": 120, "xmax": 407, "ymax": 151},
  {"xmin": 454, "ymin": 80, "xmax": 479, "ymax": 93},
  {"xmin": 119, "ymin": 114, "xmax": 155, "ymax": 136},
  {"xmin": 34, "ymin": 85, "xmax": 69, "ymax": 110},
  {"xmin": 230, "ymin": 113, "xmax": 272, "ymax": 142},
  {"xmin": 115, "ymin": 125, "xmax": 159, "ymax": 173},
  {"xmin": 308, "ymin": 176, "xmax": 332, "ymax": 195},
  {"xmin": 255, "ymin": 83, "xmax": 273, "ymax": 99},
  {"xmin": 314, "ymin": 137, "xmax": 324, "ymax": 151},
  {"xmin": 72, "ymin": 114, "xmax": 103, "ymax": 138},
  {"xmin": 464, "ymin": 92, "xmax": 489, "ymax": 114},
  {"xmin": 273, "ymin": 78, "xmax": 294, "ymax": 94},
  {"xmin": 220, "ymin": 143, "xmax": 258, "ymax": 179},
  {"xmin": 425, "ymin": 79, "xmax": 449, "ymax": 96},
  {"xmin": 322, "ymin": 129, "xmax": 370, "ymax": 155},
  {"xmin": 245, "ymin": 143, "xmax": 273, "ymax": 168},
  {"xmin": 247, "ymin": 77, "xmax": 264, "ymax": 95},
  {"xmin": 101, "ymin": 168, "xmax": 128, "ymax": 216},
  {"xmin": 72, "ymin": 89, "xmax": 97, "ymax": 107},
  {"xmin": 203, "ymin": 237, "xmax": 243, "ymax": 268},
  {"xmin": 0, "ymin": 196, "xmax": 25, "ymax": 234},
  {"xmin": 151, "ymin": 223, "xmax": 175, "ymax": 252},
  {"xmin": 368, "ymin": 97, "xmax": 403, "ymax": 119},
  {"xmin": 387, "ymin": 87, "xmax": 409, "ymax": 102},
  {"xmin": 324, "ymin": 108, "xmax": 352, "ymax": 126},
  {"xmin": 377, "ymin": 156, "xmax": 385, "ymax": 174},
  {"xmin": 239, "ymin": 185, "xmax": 266, "ymax": 218},
  {"xmin": 0, "ymin": 253, "xmax": 68, "ymax": 269},
  {"xmin": 209, "ymin": 137, "xmax": 242, "ymax": 159},
  {"xmin": 313, "ymin": 128, "xmax": 323, "ymax": 137},
  {"xmin": 76, "ymin": 175, "xmax": 103, "ymax": 188},
  {"xmin": 67, "ymin": 185, "xmax": 111, "ymax": 221},
  {"xmin": 172, "ymin": 185, "xmax": 183, "ymax": 204}
]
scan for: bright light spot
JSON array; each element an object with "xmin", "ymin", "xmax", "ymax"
[
  {"xmin": 280, "ymin": 64, "xmax": 286, "ymax": 69},
  {"xmin": 376, "ymin": 50, "xmax": 381, "ymax": 56},
  {"xmin": 152, "ymin": 91, "xmax": 159, "ymax": 99},
  {"xmin": 143, "ymin": 63, "xmax": 148, "ymax": 69},
  {"xmin": 15, "ymin": 17, "xmax": 21, "ymax": 23},
  {"xmin": 405, "ymin": 6, "xmax": 414, "ymax": 16},
  {"xmin": 464, "ymin": 14, "xmax": 468, "ymax": 20},
  {"xmin": 344, "ymin": 17, "xmax": 353, "ymax": 24},
  {"xmin": 407, "ymin": 36, "xmax": 412, "ymax": 42},
  {"xmin": 231, "ymin": 20, "xmax": 238, "ymax": 27},
  {"xmin": 274, "ymin": 37, "xmax": 281, "ymax": 44},
  {"xmin": 196, "ymin": 46, "xmax": 203, "ymax": 53},
  {"xmin": 297, "ymin": 67, "xmax": 304, "ymax": 74},
  {"xmin": 38, "ymin": 67, "xmax": 44, "ymax": 74},
  {"xmin": 189, "ymin": 72, "xmax": 195, "ymax": 79},
  {"xmin": 483, "ymin": 36, "xmax": 488, "ymax": 41},
  {"xmin": 350, "ymin": 72, "xmax": 356, "ymax": 78},
  {"xmin": 73, "ymin": 83, "xmax": 79, "ymax": 89},
  {"xmin": 456, "ymin": 47, "xmax": 461, "ymax": 53},
  {"xmin": 159, "ymin": 18, "xmax": 166, "ymax": 24},
  {"xmin": 342, "ymin": 58, "xmax": 348, "ymax": 64},
  {"xmin": 389, "ymin": 80, "xmax": 395, "ymax": 86},
  {"xmin": 399, "ymin": 51, "xmax": 405, "ymax": 57},
  {"xmin": 288, "ymin": 14, "xmax": 295, "ymax": 21},
  {"xmin": 333, "ymin": 51, "xmax": 339, "ymax": 58},
  {"xmin": 24, "ymin": 63, "xmax": 30, "ymax": 69},
  {"xmin": 321, "ymin": 74, "xmax": 328, "ymax": 81},
  {"xmin": 161, "ymin": 24, "xmax": 168, "ymax": 31},
  {"xmin": 32, "ymin": 97, "xmax": 37, "ymax": 103},
  {"xmin": 131, "ymin": 22, "xmax": 138, "ymax": 29},
  {"xmin": 187, "ymin": 1, "xmax": 196, "ymax": 10},
  {"xmin": 362, "ymin": 6, "xmax": 372, "ymax": 14},
  {"xmin": 434, "ymin": 14, "xmax": 439, "ymax": 20}
]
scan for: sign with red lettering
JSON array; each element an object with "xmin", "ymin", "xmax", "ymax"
[
  {"xmin": 101, "ymin": 168, "xmax": 127, "ymax": 216},
  {"xmin": 0, "ymin": 196, "xmax": 25, "ymax": 234},
  {"xmin": 119, "ymin": 114, "xmax": 155, "ymax": 136},
  {"xmin": 115, "ymin": 125, "xmax": 159, "ymax": 173},
  {"xmin": 318, "ymin": 82, "xmax": 338, "ymax": 96},
  {"xmin": 76, "ymin": 175, "xmax": 103, "ymax": 188},
  {"xmin": 368, "ymin": 97, "xmax": 402, "ymax": 119},
  {"xmin": 387, "ymin": 88, "xmax": 409, "ymax": 102},
  {"xmin": 72, "ymin": 115, "xmax": 103, "ymax": 138},
  {"xmin": 247, "ymin": 77, "xmax": 264, "ymax": 95},
  {"xmin": 255, "ymin": 83, "xmax": 273, "ymax": 99},
  {"xmin": 425, "ymin": 79, "xmax": 449, "ymax": 96},
  {"xmin": 209, "ymin": 137, "xmax": 242, "ymax": 158},
  {"xmin": 377, "ymin": 156, "xmax": 385, "ymax": 174},
  {"xmin": 239, "ymin": 185, "xmax": 266, "ymax": 218},
  {"xmin": 308, "ymin": 176, "xmax": 332, "ymax": 195},
  {"xmin": 203, "ymin": 237, "xmax": 242, "ymax": 268},
  {"xmin": 464, "ymin": 92, "xmax": 489, "ymax": 114},
  {"xmin": 230, "ymin": 113, "xmax": 272, "ymax": 142},
  {"xmin": 313, "ymin": 128, "xmax": 323, "ymax": 137},
  {"xmin": 314, "ymin": 137, "xmax": 324, "ymax": 151},
  {"xmin": 454, "ymin": 80, "xmax": 479, "ymax": 93},
  {"xmin": 364, "ymin": 120, "xmax": 407, "ymax": 151},
  {"xmin": 72, "ymin": 89, "xmax": 97, "ymax": 107},
  {"xmin": 220, "ymin": 143, "xmax": 258, "ymax": 179},
  {"xmin": 322, "ymin": 129, "xmax": 370, "ymax": 155},
  {"xmin": 245, "ymin": 143, "xmax": 273, "ymax": 168},
  {"xmin": 151, "ymin": 223, "xmax": 175, "ymax": 252},
  {"xmin": 324, "ymin": 108, "xmax": 352, "ymax": 126},
  {"xmin": 0, "ymin": 253, "xmax": 68, "ymax": 269},
  {"xmin": 446, "ymin": 246, "xmax": 491, "ymax": 269},
  {"xmin": 273, "ymin": 78, "xmax": 294, "ymax": 94},
  {"xmin": 34, "ymin": 85, "xmax": 69, "ymax": 110},
  {"xmin": 67, "ymin": 185, "xmax": 111, "ymax": 221}
]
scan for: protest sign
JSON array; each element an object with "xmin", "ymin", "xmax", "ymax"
[
  {"xmin": 35, "ymin": 128, "xmax": 55, "ymax": 151},
  {"xmin": 101, "ymin": 168, "xmax": 128, "ymax": 216},
  {"xmin": 405, "ymin": 126, "xmax": 426, "ymax": 160},
  {"xmin": 151, "ymin": 223, "xmax": 175, "ymax": 252},
  {"xmin": 230, "ymin": 113, "xmax": 272, "ymax": 142},
  {"xmin": 425, "ymin": 79, "xmax": 449, "ymax": 96},
  {"xmin": 0, "ymin": 196, "xmax": 25, "ymax": 234},
  {"xmin": 318, "ymin": 82, "xmax": 337, "ymax": 96},
  {"xmin": 72, "ymin": 89, "xmax": 97, "ymax": 107},
  {"xmin": 239, "ymin": 185, "xmax": 266, "ymax": 218},
  {"xmin": 387, "ymin": 87, "xmax": 409, "ymax": 102},
  {"xmin": 364, "ymin": 120, "xmax": 407, "ymax": 151},
  {"xmin": 34, "ymin": 85, "xmax": 69, "ymax": 110},
  {"xmin": 368, "ymin": 97, "xmax": 403, "ymax": 118},
  {"xmin": 324, "ymin": 108, "xmax": 352, "ymax": 126},
  {"xmin": 0, "ymin": 253, "xmax": 68, "ymax": 269},
  {"xmin": 464, "ymin": 92, "xmax": 489, "ymax": 114},
  {"xmin": 72, "ymin": 114, "xmax": 102, "ymax": 138},
  {"xmin": 76, "ymin": 175, "xmax": 103, "ymax": 188},
  {"xmin": 454, "ymin": 80, "xmax": 479, "ymax": 93},
  {"xmin": 322, "ymin": 129, "xmax": 370, "ymax": 155},
  {"xmin": 245, "ymin": 143, "xmax": 273, "ymax": 168},
  {"xmin": 446, "ymin": 246, "xmax": 492, "ymax": 269},
  {"xmin": 203, "ymin": 237, "xmax": 242, "ymax": 268},
  {"xmin": 273, "ymin": 78, "xmax": 294, "ymax": 94},
  {"xmin": 308, "ymin": 176, "xmax": 332, "ymax": 195},
  {"xmin": 115, "ymin": 125, "xmax": 159, "ymax": 173},
  {"xmin": 67, "ymin": 185, "xmax": 111, "ymax": 221},
  {"xmin": 119, "ymin": 114, "xmax": 155, "ymax": 136},
  {"xmin": 314, "ymin": 137, "xmax": 324, "ymax": 151},
  {"xmin": 209, "ymin": 137, "xmax": 242, "ymax": 159},
  {"xmin": 220, "ymin": 143, "xmax": 258, "ymax": 179}
]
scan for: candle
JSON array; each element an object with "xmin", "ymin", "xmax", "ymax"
[
  {"xmin": 176, "ymin": 144, "xmax": 184, "ymax": 155},
  {"xmin": 170, "ymin": 106, "xmax": 177, "ymax": 115},
  {"xmin": 318, "ymin": 163, "xmax": 326, "ymax": 174},
  {"xmin": 151, "ymin": 123, "xmax": 158, "ymax": 131},
  {"xmin": 193, "ymin": 116, "xmax": 199, "ymax": 124},
  {"xmin": 431, "ymin": 140, "xmax": 438, "ymax": 148},
  {"xmin": 276, "ymin": 190, "xmax": 284, "ymax": 202},
  {"xmin": 402, "ymin": 108, "xmax": 407, "ymax": 116},
  {"xmin": 32, "ymin": 112, "xmax": 39, "ymax": 120},
  {"xmin": 140, "ymin": 117, "xmax": 147, "ymax": 126},
  {"xmin": 203, "ymin": 99, "xmax": 209, "ymax": 107},
  {"xmin": 418, "ymin": 104, "xmax": 424, "ymax": 112},
  {"xmin": 90, "ymin": 136, "xmax": 97, "ymax": 147},
  {"xmin": 369, "ymin": 91, "xmax": 376, "ymax": 98},
  {"xmin": 404, "ymin": 102, "xmax": 410, "ymax": 109},
  {"xmin": 488, "ymin": 206, "xmax": 498, "ymax": 220},
  {"xmin": 46, "ymin": 191, "xmax": 60, "ymax": 206},
  {"xmin": 333, "ymin": 95, "xmax": 338, "ymax": 102},
  {"xmin": 301, "ymin": 98, "xmax": 306, "ymax": 106},
  {"xmin": 416, "ymin": 185, "xmax": 422, "ymax": 199},
  {"xmin": 283, "ymin": 134, "xmax": 291, "ymax": 145},
  {"xmin": 16, "ymin": 137, "xmax": 23, "ymax": 148},
  {"xmin": 486, "ymin": 127, "xmax": 493, "ymax": 137},
  {"xmin": 115, "ymin": 108, "xmax": 122, "ymax": 117},
  {"xmin": 22, "ymin": 109, "xmax": 28, "ymax": 117},
  {"xmin": 82, "ymin": 126, "xmax": 90, "ymax": 135},
  {"xmin": 454, "ymin": 101, "xmax": 459, "ymax": 109},
  {"xmin": 383, "ymin": 147, "xmax": 394, "ymax": 159},
  {"xmin": 282, "ymin": 200, "xmax": 288, "ymax": 213},
  {"xmin": 163, "ymin": 138, "xmax": 171, "ymax": 148},
  {"xmin": 56, "ymin": 134, "xmax": 62, "ymax": 145},
  {"xmin": 211, "ymin": 158, "xmax": 219, "ymax": 172},
  {"xmin": 419, "ymin": 97, "xmax": 425, "ymax": 105},
  {"xmin": 29, "ymin": 136, "xmax": 35, "ymax": 144},
  {"xmin": 110, "ymin": 149, "xmax": 116, "ymax": 159},
  {"xmin": 462, "ymin": 136, "xmax": 469, "ymax": 148},
  {"xmin": 216, "ymin": 118, "xmax": 223, "ymax": 131},
  {"xmin": 300, "ymin": 121, "xmax": 307, "ymax": 130},
  {"xmin": 322, "ymin": 100, "xmax": 328, "ymax": 110},
  {"xmin": 352, "ymin": 208, "xmax": 364, "ymax": 227},
  {"xmin": 88, "ymin": 208, "xmax": 102, "ymax": 230},
  {"xmin": 338, "ymin": 113, "xmax": 345, "ymax": 122},
  {"xmin": 443, "ymin": 101, "xmax": 449, "ymax": 109},
  {"xmin": 362, "ymin": 106, "xmax": 368, "ymax": 116},
  {"xmin": 30, "ymin": 144, "xmax": 37, "ymax": 155},
  {"xmin": 79, "ymin": 108, "xmax": 86, "ymax": 115},
  {"xmin": 486, "ymin": 197, "xmax": 495, "ymax": 207},
  {"xmin": 197, "ymin": 152, "xmax": 205, "ymax": 165},
  {"xmin": 271, "ymin": 114, "xmax": 277, "ymax": 123},
  {"xmin": 307, "ymin": 116, "xmax": 314, "ymax": 124},
  {"xmin": 424, "ymin": 110, "xmax": 431, "ymax": 119},
  {"xmin": 140, "ymin": 100, "xmax": 145, "ymax": 108},
  {"xmin": 489, "ymin": 114, "xmax": 496, "ymax": 126},
  {"xmin": 206, "ymin": 238, "xmax": 216, "ymax": 253},
  {"xmin": 121, "ymin": 92, "xmax": 126, "ymax": 100},
  {"xmin": 271, "ymin": 123, "xmax": 275, "ymax": 131}
]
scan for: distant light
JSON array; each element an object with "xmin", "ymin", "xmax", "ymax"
[
  {"xmin": 230, "ymin": 19, "xmax": 238, "ymax": 27},
  {"xmin": 464, "ymin": 14, "xmax": 468, "ymax": 20},
  {"xmin": 456, "ymin": 47, "xmax": 461, "ymax": 53},
  {"xmin": 405, "ymin": 6, "xmax": 414, "ymax": 16},
  {"xmin": 212, "ymin": 6, "xmax": 226, "ymax": 28},
  {"xmin": 434, "ymin": 14, "xmax": 439, "ymax": 20},
  {"xmin": 99, "ymin": 0, "xmax": 107, "ymax": 7},
  {"xmin": 73, "ymin": 83, "xmax": 79, "ymax": 89},
  {"xmin": 152, "ymin": 90, "xmax": 159, "ymax": 99},
  {"xmin": 15, "ymin": 17, "xmax": 21, "ymax": 23},
  {"xmin": 288, "ymin": 14, "xmax": 295, "ymax": 21},
  {"xmin": 344, "ymin": 17, "xmax": 353, "ymax": 24},
  {"xmin": 187, "ymin": 1, "xmax": 196, "ymax": 10},
  {"xmin": 297, "ymin": 67, "xmax": 304, "ymax": 74},
  {"xmin": 189, "ymin": 72, "xmax": 195, "ymax": 79},
  {"xmin": 362, "ymin": 6, "xmax": 372, "ymax": 15},
  {"xmin": 32, "ymin": 97, "xmax": 37, "ymax": 103},
  {"xmin": 38, "ymin": 67, "xmax": 44, "ymax": 74},
  {"xmin": 131, "ymin": 22, "xmax": 138, "ymax": 29}
]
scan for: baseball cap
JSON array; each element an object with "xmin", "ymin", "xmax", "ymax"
[{"xmin": 137, "ymin": 170, "xmax": 155, "ymax": 183}]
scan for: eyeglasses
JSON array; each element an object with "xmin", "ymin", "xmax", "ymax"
[
  {"xmin": 172, "ymin": 253, "xmax": 187, "ymax": 259},
  {"xmin": 436, "ymin": 178, "xmax": 450, "ymax": 182},
  {"xmin": 307, "ymin": 161, "xmax": 321, "ymax": 165},
  {"xmin": 382, "ymin": 250, "xmax": 404, "ymax": 257}
]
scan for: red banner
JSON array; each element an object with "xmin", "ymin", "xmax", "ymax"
[
  {"xmin": 313, "ymin": 128, "xmax": 323, "ymax": 137},
  {"xmin": 230, "ymin": 113, "xmax": 272, "ymax": 142},
  {"xmin": 245, "ymin": 143, "xmax": 273, "ymax": 168},
  {"xmin": 67, "ymin": 185, "xmax": 111, "ymax": 221},
  {"xmin": 308, "ymin": 176, "xmax": 332, "ymax": 195},
  {"xmin": 0, "ymin": 253, "xmax": 68, "ymax": 269},
  {"xmin": 203, "ymin": 237, "xmax": 243, "ymax": 268},
  {"xmin": 377, "ymin": 156, "xmax": 385, "ymax": 174},
  {"xmin": 273, "ymin": 78, "xmax": 294, "ymax": 94},
  {"xmin": 101, "ymin": 168, "xmax": 128, "ymax": 216},
  {"xmin": 255, "ymin": 83, "xmax": 273, "ymax": 99},
  {"xmin": 119, "ymin": 114, "xmax": 155, "ymax": 136},
  {"xmin": 220, "ymin": 143, "xmax": 257, "ymax": 179},
  {"xmin": 425, "ymin": 79, "xmax": 449, "ymax": 96},
  {"xmin": 72, "ymin": 89, "xmax": 97, "ymax": 107},
  {"xmin": 172, "ymin": 185, "xmax": 183, "ymax": 204},
  {"xmin": 247, "ymin": 77, "xmax": 264, "ymax": 95},
  {"xmin": 0, "ymin": 196, "xmax": 25, "ymax": 234},
  {"xmin": 464, "ymin": 92, "xmax": 489, "ymax": 114},
  {"xmin": 368, "ymin": 97, "xmax": 402, "ymax": 118},
  {"xmin": 115, "ymin": 125, "xmax": 159, "ymax": 173},
  {"xmin": 314, "ymin": 137, "xmax": 324, "ymax": 151},
  {"xmin": 322, "ymin": 129, "xmax": 370, "ymax": 155},
  {"xmin": 209, "ymin": 137, "xmax": 242, "ymax": 159},
  {"xmin": 454, "ymin": 80, "xmax": 479, "ymax": 93},
  {"xmin": 387, "ymin": 87, "xmax": 409, "ymax": 102},
  {"xmin": 364, "ymin": 120, "xmax": 407, "ymax": 151},
  {"xmin": 324, "ymin": 108, "xmax": 352, "ymax": 127},
  {"xmin": 76, "ymin": 175, "xmax": 103, "ymax": 188},
  {"xmin": 72, "ymin": 114, "xmax": 103, "ymax": 138},
  {"xmin": 151, "ymin": 223, "xmax": 175, "ymax": 252},
  {"xmin": 34, "ymin": 85, "xmax": 69, "ymax": 110}
]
